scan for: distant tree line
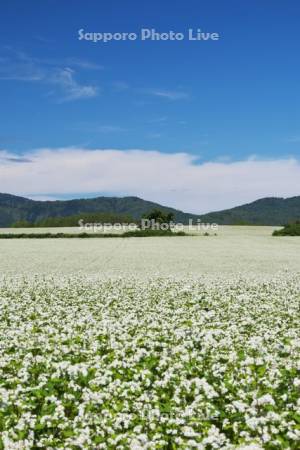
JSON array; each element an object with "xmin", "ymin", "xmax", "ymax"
[
  {"xmin": 140, "ymin": 209, "xmax": 175, "ymax": 229},
  {"xmin": 273, "ymin": 221, "xmax": 300, "ymax": 236},
  {"xmin": 12, "ymin": 212, "xmax": 136, "ymax": 228}
]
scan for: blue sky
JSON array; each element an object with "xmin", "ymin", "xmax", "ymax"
[{"xmin": 0, "ymin": 0, "xmax": 300, "ymax": 212}]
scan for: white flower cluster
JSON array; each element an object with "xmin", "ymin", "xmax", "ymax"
[{"xmin": 0, "ymin": 276, "xmax": 299, "ymax": 448}]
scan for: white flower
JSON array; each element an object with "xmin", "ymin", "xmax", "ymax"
[
  {"xmin": 182, "ymin": 426, "xmax": 197, "ymax": 438},
  {"xmin": 257, "ymin": 394, "xmax": 275, "ymax": 406},
  {"xmin": 293, "ymin": 378, "xmax": 300, "ymax": 387}
]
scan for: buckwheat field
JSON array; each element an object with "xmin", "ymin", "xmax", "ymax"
[{"xmin": 0, "ymin": 227, "xmax": 299, "ymax": 449}]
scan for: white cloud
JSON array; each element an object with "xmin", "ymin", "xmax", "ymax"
[
  {"xmin": 0, "ymin": 49, "xmax": 99, "ymax": 101},
  {"xmin": 53, "ymin": 58, "xmax": 103, "ymax": 71},
  {"xmin": 50, "ymin": 68, "xmax": 98, "ymax": 102},
  {"xmin": 148, "ymin": 89, "xmax": 189, "ymax": 100},
  {"xmin": 0, "ymin": 148, "xmax": 299, "ymax": 214},
  {"xmin": 0, "ymin": 51, "xmax": 44, "ymax": 81}
]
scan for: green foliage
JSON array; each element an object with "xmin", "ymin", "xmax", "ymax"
[
  {"xmin": 231, "ymin": 220, "xmax": 254, "ymax": 225},
  {"xmin": 1, "ymin": 277, "xmax": 300, "ymax": 448},
  {"xmin": 0, "ymin": 233, "xmax": 112, "ymax": 239},
  {"xmin": 123, "ymin": 229, "xmax": 186, "ymax": 237},
  {"xmin": 199, "ymin": 196, "xmax": 300, "ymax": 225},
  {"xmin": 3, "ymin": 193, "xmax": 300, "ymax": 227},
  {"xmin": 10, "ymin": 220, "xmax": 32, "ymax": 228},
  {"xmin": 142, "ymin": 209, "xmax": 175, "ymax": 223},
  {"xmin": 273, "ymin": 221, "xmax": 300, "ymax": 236},
  {"xmin": 0, "ymin": 193, "xmax": 198, "ymax": 227},
  {"xmin": 12, "ymin": 212, "xmax": 135, "ymax": 228},
  {"xmin": 140, "ymin": 209, "xmax": 175, "ymax": 231},
  {"xmin": 0, "ymin": 230, "xmax": 187, "ymax": 239}
]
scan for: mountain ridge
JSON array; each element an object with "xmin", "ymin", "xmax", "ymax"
[
  {"xmin": 0, "ymin": 193, "xmax": 299, "ymax": 226},
  {"xmin": 199, "ymin": 196, "xmax": 300, "ymax": 225},
  {"xmin": 0, "ymin": 193, "xmax": 199, "ymax": 227}
]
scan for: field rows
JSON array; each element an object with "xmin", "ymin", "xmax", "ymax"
[
  {"xmin": 0, "ymin": 276, "xmax": 300, "ymax": 448},
  {"xmin": 0, "ymin": 227, "xmax": 298, "ymax": 278}
]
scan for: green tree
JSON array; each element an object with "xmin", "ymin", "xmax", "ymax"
[{"xmin": 140, "ymin": 209, "xmax": 175, "ymax": 230}]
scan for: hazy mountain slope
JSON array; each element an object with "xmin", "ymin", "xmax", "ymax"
[
  {"xmin": 199, "ymin": 197, "xmax": 300, "ymax": 225},
  {"xmin": 0, "ymin": 194, "xmax": 199, "ymax": 227},
  {"xmin": 0, "ymin": 193, "xmax": 299, "ymax": 227}
]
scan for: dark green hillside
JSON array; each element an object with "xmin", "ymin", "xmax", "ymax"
[
  {"xmin": 199, "ymin": 197, "xmax": 300, "ymax": 226},
  {"xmin": 0, "ymin": 193, "xmax": 199, "ymax": 227},
  {"xmin": 1, "ymin": 193, "xmax": 300, "ymax": 227},
  {"xmin": 273, "ymin": 222, "xmax": 300, "ymax": 236}
]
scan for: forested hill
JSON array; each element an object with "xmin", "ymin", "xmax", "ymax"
[
  {"xmin": 0, "ymin": 193, "xmax": 199, "ymax": 227},
  {"xmin": 199, "ymin": 196, "xmax": 300, "ymax": 225},
  {"xmin": 0, "ymin": 193, "xmax": 299, "ymax": 227}
]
